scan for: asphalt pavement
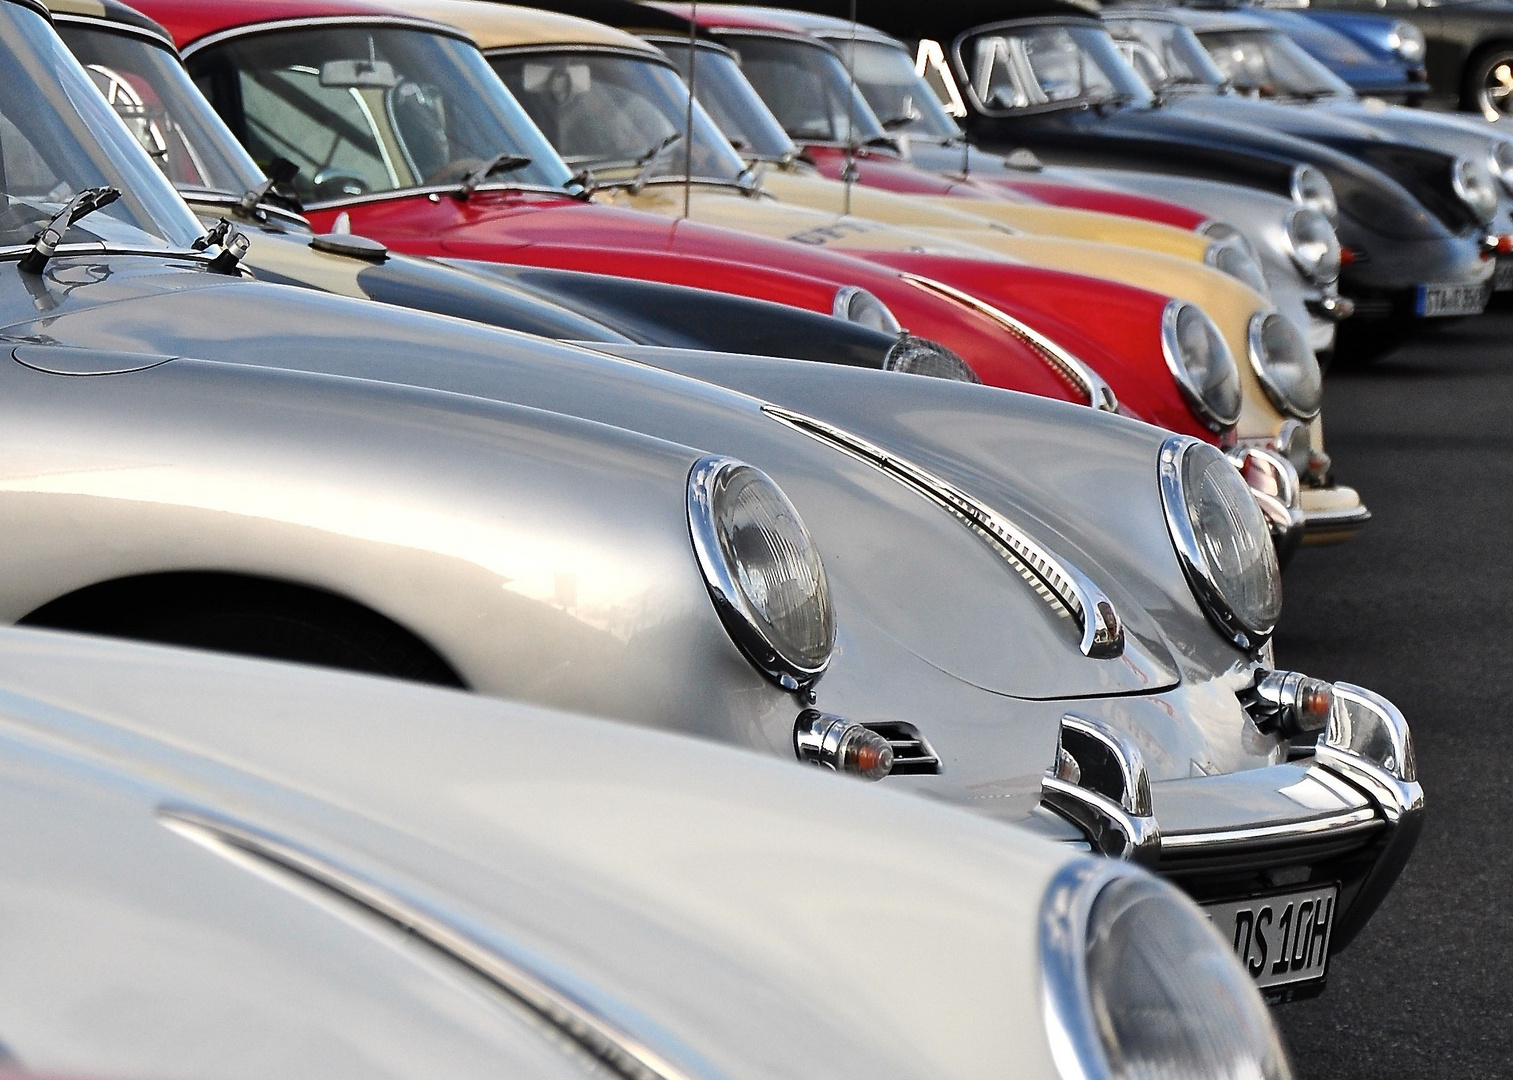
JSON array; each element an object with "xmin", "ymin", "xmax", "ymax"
[{"xmin": 1271, "ymin": 309, "xmax": 1513, "ymax": 1077}]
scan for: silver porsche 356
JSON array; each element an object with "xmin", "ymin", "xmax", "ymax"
[{"xmin": 0, "ymin": 0, "xmax": 1418, "ymax": 1001}]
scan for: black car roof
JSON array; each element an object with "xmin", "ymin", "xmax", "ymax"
[{"xmin": 484, "ymin": 0, "xmax": 712, "ymax": 37}]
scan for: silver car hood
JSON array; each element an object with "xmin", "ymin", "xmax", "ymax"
[
  {"xmin": 0, "ymin": 262, "xmax": 1228, "ymax": 698},
  {"xmin": 0, "ymin": 627, "xmax": 1071, "ymax": 1080}
]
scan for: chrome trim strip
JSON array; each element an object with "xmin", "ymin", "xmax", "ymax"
[
  {"xmin": 0, "ymin": 243, "xmax": 209, "ymax": 262},
  {"xmin": 158, "ymin": 806, "xmax": 721, "ymax": 1080},
  {"xmin": 897, "ymin": 273, "xmax": 1119, "ymax": 412},
  {"xmin": 762, "ymin": 405, "xmax": 1124, "ymax": 658},
  {"xmin": 292, "ymin": 183, "xmax": 578, "ymax": 213},
  {"xmin": 483, "ymin": 42, "xmax": 666, "ymax": 62},
  {"xmin": 179, "ymin": 15, "xmax": 473, "ymax": 57},
  {"xmin": 52, "ymin": 11, "xmax": 177, "ymax": 50},
  {"xmin": 1160, "ymin": 806, "xmax": 1381, "ymax": 852}
]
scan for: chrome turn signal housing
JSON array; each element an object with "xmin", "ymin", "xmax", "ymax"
[
  {"xmin": 794, "ymin": 711, "xmax": 894, "ymax": 780},
  {"xmin": 1247, "ymin": 670, "xmax": 1335, "ymax": 737}
]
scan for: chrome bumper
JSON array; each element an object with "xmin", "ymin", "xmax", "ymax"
[{"xmin": 1041, "ymin": 682, "xmax": 1422, "ymax": 995}]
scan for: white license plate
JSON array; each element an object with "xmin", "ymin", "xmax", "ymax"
[
  {"xmin": 1203, "ymin": 883, "xmax": 1338, "ymax": 991},
  {"xmin": 1495, "ymin": 259, "xmax": 1513, "ymax": 292},
  {"xmin": 1415, "ymin": 281, "xmax": 1489, "ymax": 317}
]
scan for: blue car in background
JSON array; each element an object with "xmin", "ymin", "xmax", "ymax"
[{"xmin": 1252, "ymin": 6, "xmax": 1430, "ymax": 101}]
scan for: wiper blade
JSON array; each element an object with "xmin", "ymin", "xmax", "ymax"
[
  {"xmin": 627, "ymin": 132, "xmax": 682, "ymax": 194},
  {"xmin": 18, "ymin": 186, "xmax": 121, "ymax": 274},
  {"xmin": 456, "ymin": 152, "xmax": 534, "ymax": 199}
]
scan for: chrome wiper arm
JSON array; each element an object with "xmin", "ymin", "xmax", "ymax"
[
  {"xmin": 457, "ymin": 152, "xmax": 534, "ymax": 199},
  {"xmin": 18, "ymin": 186, "xmax": 120, "ymax": 274},
  {"xmin": 627, "ymin": 132, "xmax": 682, "ymax": 194}
]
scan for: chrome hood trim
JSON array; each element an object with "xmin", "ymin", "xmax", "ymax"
[
  {"xmin": 160, "ymin": 805, "xmax": 719, "ymax": 1080},
  {"xmin": 763, "ymin": 404, "xmax": 1124, "ymax": 659}
]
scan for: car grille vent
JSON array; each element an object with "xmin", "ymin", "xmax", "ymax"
[{"xmin": 864, "ymin": 721, "xmax": 940, "ymax": 775}]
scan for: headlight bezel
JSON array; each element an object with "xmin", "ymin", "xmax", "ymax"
[
  {"xmin": 1490, "ymin": 142, "xmax": 1513, "ymax": 196},
  {"xmin": 1385, "ymin": 18, "xmax": 1426, "ymax": 64},
  {"xmin": 832, "ymin": 285, "xmax": 903, "ymax": 333},
  {"xmin": 1289, "ymin": 164, "xmax": 1338, "ymax": 226},
  {"xmin": 687, "ymin": 455, "xmax": 835, "ymax": 691},
  {"xmin": 1041, "ymin": 859, "xmax": 1295, "ymax": 1080},
  {"xmin": 1158, "ymin": 435, "xmax": 1284, "ymax": 651},
  {"xmin": 1281, "ymin": 206, "xmax": 1341, "ymax": 285},
  {"xmin": 1159, "ymin": 300, "xmax": 1244, "ymax": 432},
  {"xmin": 1453, "ymin": 155, "xmax": 1500, "ymax": 225},
  {"xmin": 1203, "ymin": 237, "xmax": 1271, "ymax": 297},
  {"xmin": 1247, "ymin": 310, "xmax": 1324, "ymax": 421}
]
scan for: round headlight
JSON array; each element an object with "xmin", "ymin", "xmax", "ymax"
[
  {"xmin": 1289, "ymin": 164, "xmax": 1338, "ymax": 226},
  {"xmin": 1159, "ymin": 436, "xmax": 1283, "ymax": 649},
  {"xmin": 1041, "ymin": 861, "xmax": 1294, "ymax": 1080},
  {"xmin": 1283, "ymin": 206, "xmax": 1341, "ymax": 284},
  {"xmin": 883, "ymin": 333, "xmax": 982, "ymax": 382},
  {"xmin": 832, "ymin": 285, "xmax": 903, "ymax": 333},
  {"xmin": 1490, "ymin": 142, "xmax": 1513, "ymax": 195},
  {"xmin": 1204, "ymin": 239, "xmax": 1271, "ymax": 297},
  {"xmin": 1248, "ymin": 311, "xmax": 1323, "ymax": 420},
  {"xmin": 1386, "ymin": 19, "xmax": 1426, "ymax": 64},
  {"xmin": 1453, "ymin": 155, "xmax": 1499, "ymax": 225},
  {"xmin": 688, "ymin": 457, "xmax": 835, "ymax": 690},
  {"xmin": 1159, "ymin": 301, "xmax": 1243, "ymax": 431}
]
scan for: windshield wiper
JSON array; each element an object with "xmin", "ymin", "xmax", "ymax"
[
  {"xmin": 627, "ymin": 132, "xmax": 683, "ymax": 194},
  {"xmin": 566, "ymin": 167, "xmax": 598, "ymax": 198},
  {"xmin": 17, "ymin": 187, "xmax": 121, "ymax": 274},
  {"xmin": 238, "ymin": 157, "xmax": 302, "ymax": 218},
  {"xmin": 455, "ymin": 152, "xmax": 534, "ymax": 199}
]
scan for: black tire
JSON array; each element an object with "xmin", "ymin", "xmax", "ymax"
[
  {"xmin": 21, "ymin": 574, "xmax": 464, "ymax": 687},
  {"xmin": 1461, "ymin": 45, "xmax": 1513, "ymax": 120}
]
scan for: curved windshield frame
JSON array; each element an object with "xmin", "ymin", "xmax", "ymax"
[
  {"xmin": 821, "ymin": 36, "xmax": 963, "ymax": 139},
  {"xmin": 1200, "ymin": 29, "xmax": 1356, "ymax": 100},
  {"xmin": 489, "ymin": 47, "xmax": 748, "ymax": 185},
  {"xmin": 185, "ymin": 23, "xmax": 573, "ymax": 207},
  {"xmin": 651, "ymin": 39, "xmax": 798, "ymax": 162},
  {"xmin": 0, "ymin": 3, "xmax": 203, "ymax": 252},
  {"xmin": 57, "ymin": 21, "xmax": 269, "ymax": 203},
  {"xmin": 955, "ymin": 20, "xmax": 1153, "ymax": 116},
  {"xmin": 719, "ymin": 32, "xmax": 886, "ymax": 145},
  {"xmin": 1105, "ymin": 19, "xmax": 1229, "ymax": 95}
]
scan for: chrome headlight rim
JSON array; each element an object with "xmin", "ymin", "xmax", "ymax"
[
  {"xmin": 1490, "ymin": 142, "xmax": 1513, "ymax": 196},
  {"xmin": 1159, "ymin": 435, "xmax": 1283, "ymax": 651},
  {"xmin": 1289, "ymin": 164, "xmax": 1338, "ymax": 226},
  {"xmin": 1203, "ymin": 237, "xmax": 1271, "ymax": 297},
  {"xmin": 832, "ymin": 285, "xmax": 903, "ymax": 333},
  {"xmin": 1041, "ymin": 859, "xmax": 1294, "ymax": 1080},
  {"xmin": 1282, "ymin": 206, "xmax": 1341, "ymax": 285},
  {"xmin": 1247, "ymin": 310, "xmax": 1323, "ymax": 421},
  {"xmin": 1385, "ymin": 18, "xmax": 1426, "ymax": 64},
  {"xmin": 687, "ymin": 455, "xmax": 835, "ymax": 691},
  {"xmin": 1159, "ymin": 300, "xmax": 1243, "ymax": 431},
  {"xmin": 1452, "ymin": 155, "xmax": 1499, "ymax": 225}
]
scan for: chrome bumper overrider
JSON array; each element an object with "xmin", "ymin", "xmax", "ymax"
[{"xmin": 1041, "ymin": 681, "xmax": 1423, "ymax": 992}]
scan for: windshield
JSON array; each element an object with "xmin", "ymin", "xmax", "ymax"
[
  {"xmin": 0, "ymin": 4, "xmax": 203, "ymax": 251},
  {"xmin": 653, "ymin": 40, "xmax": 797, "ymax": 162},
  {"xmin": 490, "ymin": 49, "xmax": 747, "ymax": 185},
  {"xmin": 720, "ymin": 33, "xmax": 886, "ymax": 145},
  {"xmin": 1201, "ymin": 29, "xmax": 1355, "ymax": 100},
  {"xmin": 959, "ymin": 21, "xmax": 1153, "ymax": 113},
  {"xmin": 1106, "ymin": 20, "xmax": 1228, "ymax": 94},
  {"xmin": 186, "ymin": 25, "xmax": 573, "ymax": 205},
  {"xmin": 823, "ymin": 37, "xmax": 963, "ymax": 139},
  {"xmin": 57, "ymin": 22, "xmax": 267, "ymax": 201}
]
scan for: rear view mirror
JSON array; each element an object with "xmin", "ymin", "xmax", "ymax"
[
  {"xmin": 320, "ymin": 58, "xmax": 398, "ymax": 89},
  {"xmin": 520, "ymin": 62, "xmax": 591, "ymax": 96}
]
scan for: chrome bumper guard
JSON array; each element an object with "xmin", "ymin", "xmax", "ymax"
[
  {"xmin": 1041, "ymin": 680, "xmax": 1423, "ymax": 956},
  {"xmin": 1229, "ymin": 446, "xmax": 1305, "ymax": 566}
]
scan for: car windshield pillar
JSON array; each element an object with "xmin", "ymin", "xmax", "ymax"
[{"xmin": 0, "ymin": 3, "xmax": 203, "ymax": 252}]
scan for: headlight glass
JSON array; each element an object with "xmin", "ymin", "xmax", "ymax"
[
  {"xmin": 1159, "ymin": 436, "xmax": 1283, "ymax": 649},
  {"xmin": 688, "ymin": 457, "xmax": 835, "ymax": 689},
  {"xmin": 1453, "ymin": 155, "xmax": 1499, "ymax": 224},
  {"xmin": 1289, "ymin": 165, "xmax": 1337, "ymax": 225},
  {"xmin": 883, "ymin": 333, "xmax": 982, "ymax": 382},
  {"xmin": 1386, "ymin": 19, "xmax": 1426, "ymax": 64},
  {"xmin": 1204, "ymin": 239, "xmax": 1271, "ymax": 297},
  {"xmin": 1283, "ymin": 206, "xmax": 1341, "ymax": 284},
  {"xmin": 833, "ymin": 285, "xmax": 903, "ymax": 333},
  {"xmin": 1085, "ymin": 872, "xmax": 1294, "ymax": 1080},
  {"xmin": 1248, "ymin": 311, "xmax": 1323, "ymax": 420},
  {"xmin": 1490, "ymin": 142, "xmax": 1513, "ymax": 195},
  {"xmin": 1160, "ymin": 301, "xmax": 1243, "ymax": 431}
]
